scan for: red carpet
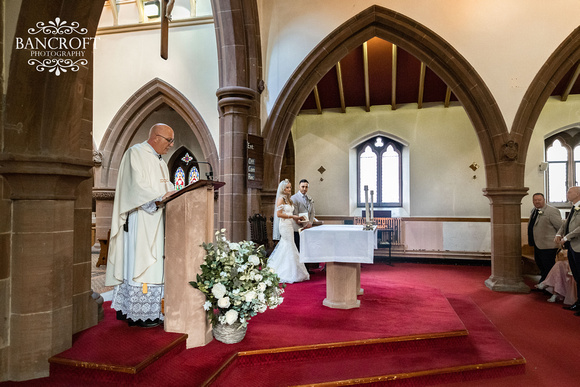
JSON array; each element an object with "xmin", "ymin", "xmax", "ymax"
[
  {"xmin": 48, "ymin": 308, "xmax": 186, "ymax": 373},
  {"xmin": 8, "ymin": 264, "xmax": 527, "ymax": 386},
  {"xmin": 209, "ymin": 294, "xmax": 524, "ymax": 386}
]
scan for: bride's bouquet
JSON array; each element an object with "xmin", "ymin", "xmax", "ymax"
[{"xmin": 189, "ymin": 229, "xmax": 285, "ymax": 328}]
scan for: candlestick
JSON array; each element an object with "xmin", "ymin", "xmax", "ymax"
[
  {"xmin": 370, "ymin": 190, "xmax": 374, "ymax": 221},
  {"xmin": 364, "ymin": 185, "xmax": 370, "ymax": 223}
]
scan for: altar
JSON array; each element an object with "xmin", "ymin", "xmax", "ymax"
[{"xmin": 300, "ymin": 225, "xmax": 378, "ymax": 309}]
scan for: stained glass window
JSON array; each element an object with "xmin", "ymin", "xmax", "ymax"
[
  {"xmin": 357, "ymin": 136, "xmax": 402, "ymax": 207},
  {"xmin": 169, "ymin": 147, "xmax": 201, "ymax": 190},
  {"xmin": 174, "ymin": 167, "xmax": 186, "ymax": 190},
  {"xmin": 188, "ymin": 167, "xmax": 200, "ymax": 184}
]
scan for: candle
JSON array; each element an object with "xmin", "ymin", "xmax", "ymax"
[
  {"xmin": 370, "ymin": 190, "xmax": 374, "ymax": 221},
  {"xmin": 364, "ymin": 185, "xmax": 370, "ymax": 223}
]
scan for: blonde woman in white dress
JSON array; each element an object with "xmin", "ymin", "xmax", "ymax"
[{"xmin": 267, "ymin": 179, "xmax": 310, "ymax": 283}]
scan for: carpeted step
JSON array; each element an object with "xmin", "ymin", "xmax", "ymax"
[{"xmin": 205, "ymin": 295, "xmax": 525, "ymax": 386}]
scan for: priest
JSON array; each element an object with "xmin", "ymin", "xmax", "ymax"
[{"xmin": 105, "ymin": 123, "xmax": 177, "ymax": 327}]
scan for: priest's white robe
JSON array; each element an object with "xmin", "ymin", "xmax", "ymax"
[{"xmin": 105, "ymin": 141, "xmax": 174, "ymax": 320}]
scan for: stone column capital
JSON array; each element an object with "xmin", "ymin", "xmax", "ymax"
[
  {"xmin": 483, "ymin": 187, "xmax": 529, "ymax": 205},
  {"xmin": 92, "ymin": 189, "xmax": 115, "ymax": 201},
  {"xmin": 216, "ymin": 86, "xmax": 257, "ymax": 114},
  {"xmin": 0, "ymin": 158, "xmax": 92, "ymax": 200}
]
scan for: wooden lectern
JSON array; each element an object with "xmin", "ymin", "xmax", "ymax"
[{"xmin": 162, "ymin": 180, "xmax": 224, "ymax": 348}]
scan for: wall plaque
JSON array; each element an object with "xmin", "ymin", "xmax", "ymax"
[{"xmin": 246, "ymin": 135, "xmax": 263, "ymax": 188}]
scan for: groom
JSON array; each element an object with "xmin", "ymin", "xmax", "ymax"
[{"xmin": 292, "ymin": 178, "xmax": 317, "ymax": 246}]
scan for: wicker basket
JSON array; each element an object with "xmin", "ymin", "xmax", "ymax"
[{"xmin": 213, "ymin": 322, "xmax": 247, "ymax": 344}]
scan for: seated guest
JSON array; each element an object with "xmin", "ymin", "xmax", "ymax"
[{"xmin": 537, "ymin": 252, "xmax": 577, "ymax": 305}]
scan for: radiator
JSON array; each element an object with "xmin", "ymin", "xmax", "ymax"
[{"xmin": 354, "ymin": 217, "xmax": 402, "ymax": 245}]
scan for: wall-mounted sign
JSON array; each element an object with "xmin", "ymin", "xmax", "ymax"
[{"xmin": 246, "ymin": 135, "xmax": 263, "ymax": 188}]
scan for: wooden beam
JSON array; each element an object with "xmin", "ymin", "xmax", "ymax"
[
  {"xmin": 363, "ymin": 42, "xmax": 370, "ymax": 112},
  {"xmin": 161, "ymin": 0, "xmax": 169, "ymax": 59},
  {"xmin": 418, "ymin": 62, "xmax": 426, "ymax": 109},
  {"xmin": 391, "ymin": 44, "xmax": 397, "ymax": 110},
  {"xmin": 313, "ymin": 85, "xmax": 322, "ymax": 114},
  {"xmin": 108, "ymin": 0, "xmax": 119, "ymax": 26},
  {"xmin": 444, "ymin": 86, "xmax": 452, "ymax": 107},
  {"xmin": 336, "ymin": 61, "xmax": 346, "ymax": 113},
  {"xmin": 561, "ymin": 62, "xmax": 580, "ymax": 102}
]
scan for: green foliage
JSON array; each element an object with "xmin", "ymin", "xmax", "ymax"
[{"xmin": 190, "ymin": 229, "xmax": 285, "ymax": 327}]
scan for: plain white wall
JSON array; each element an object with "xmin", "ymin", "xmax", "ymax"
[
  {"xmin": 93, "ymin": 20, "xmax": 218, "ymax": 151},
  {"xmin": 292, "ymin": 103, "xmax": 487, "ymax": 217}
]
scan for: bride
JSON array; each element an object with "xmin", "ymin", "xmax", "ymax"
[{"xmin": 267, "ymin": 179, "xmax": 310, "ymax": 283}]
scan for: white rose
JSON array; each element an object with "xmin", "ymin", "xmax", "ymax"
[
  {"xmin": 212, "ymin": 283, "xmax": 227, "ymax": 299},
  {"xmin": 257, "ymin": 304, "xmax": 267, "ymax": 313},
  {"xmin": 229, "ymin": 242, "xmax": 240, "ymax": 250},
  {"xmin": 258, "ymin": 282, "xmax": 266, "ymax": 292},
  {"xmin": 244, "ymin": 290, "xmax": 257, "ymax": 302},
  {"xmin": 248, "ymin": 255, "xmax": 260, "ymax": 265},
  {"xmin": 255, "ymin": 274, "xmax": 263, "ymax": 281},
  {"xmin": 217, "ymin": 297, "xmax": 230, "ymax": 308},
  {"xmin": 258, "ymin": 293, "xmax": 265, "ymax": 302},
  {"xmin": 224, "ymin": 309, "xmax": 238, "ymax": 325}
]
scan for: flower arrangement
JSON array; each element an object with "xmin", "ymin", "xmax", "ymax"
[{"xmin": 189, "ymin": 229, "xmax": 285, "ymax": 328}]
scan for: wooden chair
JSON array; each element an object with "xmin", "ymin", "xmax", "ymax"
[
  {"xmin": 96, "ymin": 229, "xmax": 110, "ymax": 267},
  {"xmin": 377, "ymin": 228, "xmax": 394, "ymax": 265},
  {"xmin": 248, "ymin": 214, "xmax": 271, "ymax": 254}
]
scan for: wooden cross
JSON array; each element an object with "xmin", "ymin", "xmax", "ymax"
[{"xmin": 161, "ymin": 0, "xmax": 174, "ymax": 60}]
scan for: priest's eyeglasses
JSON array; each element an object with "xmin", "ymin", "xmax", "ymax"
[{"xmin": 157, "ymin": 134, "xmax": 174, "ymax": 144}]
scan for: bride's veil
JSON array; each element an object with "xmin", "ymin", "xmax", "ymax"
[{"xmin": 272, "ymin": 179, "xmax": 289, "ymax": 240}]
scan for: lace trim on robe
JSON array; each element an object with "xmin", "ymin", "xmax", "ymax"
[{"xmin": 111, "ymin": 282, "xmax": 164, "ymax": 321}]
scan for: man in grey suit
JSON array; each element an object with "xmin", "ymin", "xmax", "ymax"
[
  {"xmin": 291, "ymin": 179, "xmax": 316, "ymax": 252},
  {"xmin": 555, "ymin": 186, "xmax": 580, "ymax": 314},
  {"xmin": 528, "ymin": 193, "xmax": 562, "ymax": 286}
]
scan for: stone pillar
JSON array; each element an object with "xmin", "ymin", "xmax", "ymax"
[
  {"xmin": 0, "ymin": 163, "xmax": 92, "ymax": 380},
  {"xmin": 483, "ymin": 187, "xmax": 530, "ymax": 293},
  {"xmin": 0, "ymin": 177, "xmax": 11, "ymax": 380},
  {"xmin": 216, "ymin": 86, "xmax": 256, "ymax": 241},
  {"xmin": 73, "ymin": 177, "xmax": 99, "ymax": 333}
]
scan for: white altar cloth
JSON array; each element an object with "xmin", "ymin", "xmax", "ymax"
[{"xmin": 300, "ymin": 225, "xmax": 378, "ymax": 264}]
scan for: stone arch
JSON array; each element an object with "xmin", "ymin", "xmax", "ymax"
[
  {"xmin": 97, "ymin": 78, "xmax": 218, "ymax": 188},
  {"xmin": 262, "ymin": 5, "xmax": 507, "ymax": 191},
  {"xmin": 512, "ymin": 27, "xmax": 580, "ymax": 165}
]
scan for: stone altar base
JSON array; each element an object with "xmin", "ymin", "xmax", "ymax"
[{"xmin": 323, "ymin": 262, "xmax": 361, "ymax": 309}]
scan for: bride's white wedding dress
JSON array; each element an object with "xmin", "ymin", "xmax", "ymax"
[{"xmin": 267, "ymin": 203, "xmax": 310, "ymax": 283}]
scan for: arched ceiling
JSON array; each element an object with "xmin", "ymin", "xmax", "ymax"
[{"xmin": 299, "ymin": 37, "xmax": 580, "ymax": 114}]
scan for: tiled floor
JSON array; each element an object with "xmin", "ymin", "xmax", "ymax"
[{"xmin": 91, "ymin": 245, "xmax": 113, "ymax": 295}]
